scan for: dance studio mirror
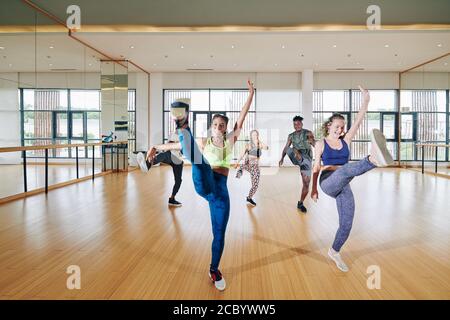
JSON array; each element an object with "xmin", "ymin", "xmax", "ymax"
[{"xmin": 399, "ymin": 53, "xmax": 450, "ymax": 176}]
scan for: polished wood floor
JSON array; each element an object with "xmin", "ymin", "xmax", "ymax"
[
  {"xmin": 0, "ymin": 163, "xmax": 103, "ymax": 199},
  {"xmin": 0, "ymin": 166, "xmax": 449, "ymax": 299}
]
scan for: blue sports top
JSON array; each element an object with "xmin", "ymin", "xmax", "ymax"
[{"xmin": 321, "ymin": 138, "xmax": 350, "ymax": 165}]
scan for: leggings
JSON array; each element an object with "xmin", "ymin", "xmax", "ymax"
[
  {"xmin": 236, "ymin": 158, "xmax": 260, "ymax": 198},
  {"xmin": 319, "ymin": 156, "xmax": 376, "ymax": 252},
  {"xmin": 152, "ymin": 151, "xmax": 183, "ymax": 197},
  {"xmin": 177, "ymin": 127, "xmax": 230, "ymax": 271}
]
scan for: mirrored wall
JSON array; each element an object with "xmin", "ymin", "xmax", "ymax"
[{"xmin": 400, "ymin": 53, "xmax": 450, "ymax": 175}]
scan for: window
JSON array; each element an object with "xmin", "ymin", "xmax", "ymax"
[
  {"xmin": 20, "ymin": 88, "xmax": 137, "ymax": 158},
  {"xmin": 313, "ymin": 89, "xmax": 398, "ymax": 160},
  {"xmin": 400, "ymin": 90, "xmax": 448, "ymax": 161},
  {"xmin": 163, "ymin": 89, "xmax": 256, "ymax": 159}
]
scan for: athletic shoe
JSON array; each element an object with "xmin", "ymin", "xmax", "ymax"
[
  {"xmin": 370, "ymin": 129, "xmax": 394, "ymax": 167},
  {"xmin": 235, "ymin": 169, "xmax": 243, "ymax": 179},
  {"xmin": 168, "ymin": 198, "xmax": 182, "ymax": 207},
  {"xmin": 136, "ymin": 152, "xmax": 151, "ymax": 173},
  {"xmin": 297, "ymin": 201, "xmax": 307, "ymax": 213},
  {"xmin": 328, "ymin": 248, "xmax": 349, "ymax": 272},
  {"xmin": 246, "ymin": 197, "xmax": 256, "ymax": 206},
  {"xmin": 171, "ymin": 99, "xmax": 190, "ymax": 129},
  {"xmin": 209, "ymin": 269, "xmax": 226, "ymax": 291}
]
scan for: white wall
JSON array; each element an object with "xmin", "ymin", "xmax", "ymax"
[
  {"xmin": 400, "ymin": 72, "xmax": 450, "ymax": 89},
  {"xmin": 314, "ymin": 72, "xmax": 399, "ymax": 89},
  {"xmin": 0, "ymin": 73, "xmax": 21, "ymax": 164}
]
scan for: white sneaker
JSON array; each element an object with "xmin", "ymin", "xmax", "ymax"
[
  {"xmin": 136, "ymin": 152, "xmax": 149, "ymax": 173},
  {"xmin": 328, "ymin": 248, "xmax": 349, "ymax": 272},
  {"xmin": 370, "ymin": 129, "xmax": 394, "ymax": 167},
  {"xmin": 209, "ymin": 270, "xmax": 226, "ymax": 291}
]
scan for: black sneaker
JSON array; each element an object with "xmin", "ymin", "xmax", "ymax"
[
  {"xmin": 246, "ymin": 197, "xmax": 256, "ymax": 206},
  {"xmin": 236, "ymin": 169, "xmax": 243, "ymax": 179},
  {"xmin": 168, "ymin": 198, "xmax": 182, "ymax": 207},
  {"xmin": 171, "ymin": 100, "xmax": 190, "ymax": 129},
  {"xmin": 297, "ymin": 201, "xmax": 307, "ymax": 213}
]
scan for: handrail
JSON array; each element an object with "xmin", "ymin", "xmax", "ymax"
[
  {"xmin": 415, "ymin": 143, "xmax": 450, "ymax": 148},
  {"xmin": 415, "ymin": 142, "xmax": 450, "ymax": 175},
  {"xmin": 0, "ymin": 141, "xmax": 128, "ymax": 153}
]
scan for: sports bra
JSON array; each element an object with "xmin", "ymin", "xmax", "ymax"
[
  {"xmin": 321, "ymin": 138, "xmax": 350, "ymax": 166},
  {"xmin": 203, "ymin": 137, "xmax": 233, "ymax": 169}
]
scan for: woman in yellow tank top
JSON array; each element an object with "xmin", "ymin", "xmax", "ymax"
[{"xmin": 146, "ymin": 80, "xmax": 254, "ymax": 291}]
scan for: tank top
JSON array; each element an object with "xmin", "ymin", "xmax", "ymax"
[
  {"xmin": 321, "ymin": 138, "xmax": 350, "ymax": 166},
  {"xmin": 247, "ymin": 142, "xmax": 261, "ymax": 158},
  {"xmin": 203, "ymin": 137, "xmax": 233, "ymax": 169},
  {"xmin": 288, "ymin": 129, "xmax": 312, "ymax": 158}
]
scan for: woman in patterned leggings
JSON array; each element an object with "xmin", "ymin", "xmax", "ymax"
[{"xmin": 235, "ymin": 130, "xmax": 269, "ymax": 206}]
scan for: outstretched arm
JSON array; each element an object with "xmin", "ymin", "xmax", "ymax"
[
  {"xmin": 259, "ymin": 141, "xmax": 269, "ymax": 150},
  {"xmin": 344, "ymin": 85, "xmax": 370, "ymax": 144},
  {"xmin": 229, "ymin": 80, "xmax": 255, "ymax": 144},
  {"xmin": 234, "ymin": 144, "xmax": 249, "ymax": 169},
  {"xmin": 146, "ymin": 142, "xmax": 181, "ymax": 160},
  {"xmin": 311, "ymin": 139, "xmax": 324, "ymax": 202}
]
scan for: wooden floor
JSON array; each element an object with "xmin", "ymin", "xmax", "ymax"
[
  {"xmin": 0, "ymin": 166, "xmax": 449, "ymax": 299},
  {"xmin": 0, "ymin": 163, "xmax": 103, "ymax": 199}
]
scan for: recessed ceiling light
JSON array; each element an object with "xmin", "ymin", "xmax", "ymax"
[
  {"xmin": 0, "ymin": 47, "xmax": 5, "ymax": 50},
  {"xmin": 180, "ymin": 45, "xmax": 184, "ymax": 49},
  {"xmin": 88, "ymin": 63, "xmax": 92, "ymax": 66},
  {"xmin": 333, "ymin": 44, "xmax": 337, "ymax": 48},
  {"xmin": 49, "ymin": 45, "xmax": 54, "ymax": 49},
  {"xmin": 193, "ymin": 63, "xmax": 197, "ymax": 66},
  {"xmin": 444, "ymin": 62, "xmax": 448, "ymax": 66},
  {"xmin": 437, "ymin": 43, "xmax": 442, "ymax": 47},
  {"xmin": 233, "ymin": 63, "xmax": 237, "ymax": 66},
  {"xmin": 49, "ymin": 63, "xmax": 53, "ymax": 67},
  {"xmin": 274, "ymin": 63, "xmax": 278, "ymax": 66},
  {"xmin": 129, "ymin": 45, "xmax": 134, "ymax": 49},
  {"xmin": 356, "ymin": 62, "xmax": 360, "ymax": 65},
  {"xmin": 281, "ymin": 45, "xmax": 286, "ymax": 49},
  {"xmin": 8, "ymin": 63, "xmax": 12, "ymax": 67},
  {"xmin": 384, "ymin": 44, "xmax": 389, "ymax": 48},
  {"xmin": 231, "ymin": 45, "xmax": 235, "ymax": 49},
  {"xmin": 153, "ymin": 63, "xmax": 157, "ymax": 66}
]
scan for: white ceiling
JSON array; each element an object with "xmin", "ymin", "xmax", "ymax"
[{"xmin": 0, "ymin": 31, "xmax": 449, "ymax": 73}]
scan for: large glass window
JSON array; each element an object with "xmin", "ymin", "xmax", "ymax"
[
  {"xmin": 163, "ymin": 89, "xmax": 256, "ymax": 159},
  {"xmin": 313, "ymin": 89, "xmax": 398, "ymax": 160},
  {"xmin": 400, "ymin": 90, "xmax": 448, "ymax": 161},
  {"xmin": 20, "ymin": 88, "xmax": 136, "ymax": 158}
]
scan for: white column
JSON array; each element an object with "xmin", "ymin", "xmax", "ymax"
[
  {"xmin": 135, "ymin": 72, "xmax": 149, "ymax": 151},
  {"xmin": 0, "ymin": 73, "xmax": 21, "ymax": 164},
  {"xmin": 302, "ymin": 69, "xmax": 314, "ymax": 130},
  {"xmin": 149, "ymin": 73, "xmax": 163, "ymax": 147}
]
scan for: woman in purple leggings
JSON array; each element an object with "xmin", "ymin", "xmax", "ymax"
[{"xmin": 311, "ymin": 86, "xmax": 394, "ymax": 272}]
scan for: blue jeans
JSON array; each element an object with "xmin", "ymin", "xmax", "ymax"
[
  {"xmin": 319, "ymin": 157, "xmax": 376, "ymax": 252},
  {"xmin": 177, "ymin": 127, "xmax": 230, "ymax": 271}
]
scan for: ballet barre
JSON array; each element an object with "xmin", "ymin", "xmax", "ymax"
[{"xmin": 415, "ymin": 143, "xmax": 450, "ymax": 174}]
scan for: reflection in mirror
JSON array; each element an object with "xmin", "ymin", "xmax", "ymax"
[{"xmin": 400, "ymin": 53, "xmax": 450, "ymax": 176}]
